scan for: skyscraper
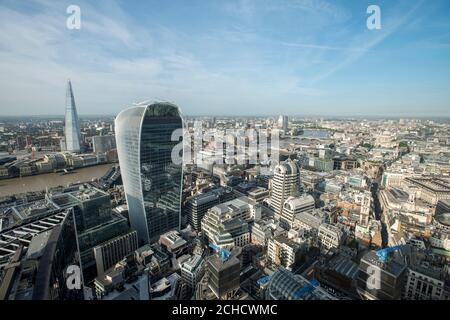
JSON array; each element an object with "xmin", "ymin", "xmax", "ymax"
[
  {"xmin": 64, "ymin": 80, "xmax": 81, "ymax": 153},
  {"xmin": 269, "ymin": 159, "xmax": 301, "ymax": 219},
  {"xmin": 115, "ymin": 102, "xmax": 183, "ymax": 245},
  {"xmin": 277, "ymin": 115, "xmax": 288, "ymax": 133}
]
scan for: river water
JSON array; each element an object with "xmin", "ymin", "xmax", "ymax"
[
  {"xmin": 300, "ymin": 129, "xmax": 330, "ymax": 139},
  {"xmin": 0, "ymin": 163, "xmax": 115, "ymax": 197}
]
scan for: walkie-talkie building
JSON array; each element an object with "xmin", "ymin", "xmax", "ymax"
[
  {"xmin": 64, "ymin": 80, "xmax": 81, "ymax": 153},
  {"xmin": 115, "ymin": 102, "xmax": 183, "ymax": 245}
]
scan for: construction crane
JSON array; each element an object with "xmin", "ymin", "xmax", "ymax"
[
  {"xmin": 376, "ymin": 245, "xmax": 403, "ymax": 263},
  {"xmin": 292, "ymin": 278, "xmax": 320, "ymax": 300},
  {"xmin": 208, "ymin": 243, "xmax": 231, "ymax": 262}
]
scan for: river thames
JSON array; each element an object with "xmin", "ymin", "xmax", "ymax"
[{"xmin": 0, "ymin": 163, "xmax": 115, "ymax": 197}]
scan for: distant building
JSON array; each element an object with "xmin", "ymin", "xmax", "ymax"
[
  {"xmin": 403, "ymin": 251, "xmax": 449, "ymax": 300},
  {"xmin": 94, "ymin": 265, "xmax": 150, "ymax": 300},
  {"xmin": 64, "ymin": 80, "xmax": 81, "ymax": 153},
  {"xmin": 333, "ymin": 155, "xmax": 357, "ymax": 171},
  {"xmin": 250, "ymin": 219, "xmax": 275, "ymax": 246},
  {"xmin": 404, "ymin": 177, "xmax": 450, "ymax": 205},
  {"xmin": 277, "ymin": 115, "xmax": 288, "ymax": 133},
  {"xmin": 92, "ymin": 135, "xmax": 116, "ymax": 154},
  {"xmin": 436, "ymin": 199, "xmax": 450, "ymax": 216}
]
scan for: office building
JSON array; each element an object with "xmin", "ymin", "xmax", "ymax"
[
  {"xmin": 269, "ymin": 159, "xmax": 301, "ymax": 219},
  {"xmin": 185, "ymin": 192, "xmax": 220, "ymax": 231},
  {"xmin": 207, "ymin": 247, "xmax": 241, "ymax": 300},
  {"xmin": 92, "ymin": 135, "xmax": 116, "ymax": 154},
  {"xmin": 64, "ymin": 80, "xmax": 81, "ymax": 153},
  {"xmin": 115, "ymin": 102, "xmax": 183, "ymax": 244},
  {"xmin": 357, "ymin": 250, "xmax": 407, "ymax": 300},
  {"xmin": 159, "ymin": 230, "xmax": 188, "ymax": 257},
  {"xmin": 181, "ymin": 254, "xmax": 204, "ymax": 289},
  {"xmin": 50, "ymin": 185, "xmax": 132, "ymax": 282},
  {"xmin": 94, "ymin": 230, "xmax": 139, "ymax": 276},
  {"xmin": 267, "ymin": 233, "xmax": 305, "ymax": 268},
  {"xmin": 281, "ymin": 195, "xmax": 315, "ymax": 228},
  {"xmin": 403, "ymin": 251, "xmax": 449, "ymax": 300},
  {"xmin": 404, "ymin": 177, "xmax": 450, "ymax": 205},
  {"xmin": 266, "ymin": 267, "xmax": 334, "ymax": 300},
  {"xmin": 0, "ymin": 211, "xmax": 83, "ymax": 300},
  {"xmin": 277, "ymin": 115, "xmax": 288, "ymax": 133},
  {"xmin": 318, "ymin": 223, "xmax": 344, "ymax": 252},
  {"xmin": 201, "ymin": 197, "xmax": 253, "ymax": 248}
]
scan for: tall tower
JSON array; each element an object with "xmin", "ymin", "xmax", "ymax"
[
  {"xmin": 277, "ymin": 115, "xmax": 288, "ymax": 133},
  {"xmin": 269, "ymin": 159, "xmax": 301, "ymax": 219},
  {"xmin": 115, "ymin": 102, "xmax": 183, "ymax": 245},
  {"xmin": 64, "ymin": 79, "xmax": 81, "ymax": 153}
]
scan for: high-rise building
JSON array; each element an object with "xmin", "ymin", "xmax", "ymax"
[
  {"xmin": 269, "ymin": 159, "xmax": 301, "ymax": 219},
  {"xmin": 277, "ymin": 115, "xmax": 288, "ymax": 133},
  {"xmin": 49, "ymin": 186, "xmax": 131, "ymax": 283},
  {"xmin": 64, "ymin": 80, "xmax": 81, "ymax": 153},
  {"xmin": 115, "ymin": 102, "xmax": 183, "ymax": 245}
]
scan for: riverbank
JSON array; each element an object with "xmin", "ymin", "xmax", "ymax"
[{"xmin": 0, "ymin": 163, "xmax": 115, "ymax": 197}]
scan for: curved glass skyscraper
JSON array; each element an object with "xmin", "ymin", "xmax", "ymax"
[
  {"xmin": 115, "ymin": 102, "xmax": 183, "ymax": 244},
  {"xmin": 64, "ymin": 79, "xmax": 81, "ymax": 153}
]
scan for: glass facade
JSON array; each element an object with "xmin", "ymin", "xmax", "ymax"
[
  {"xmin": 115, "ymin": 102, "xmax": 183, "ymax": 244},
  {"xmin": 64, "ymin": 80, "xmax": 81, "ymax": 153}
]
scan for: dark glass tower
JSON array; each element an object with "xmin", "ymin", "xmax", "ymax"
[
  {"xmin": 64, "ymin": 79, "xmax": 81, "ymax": 153},
  {"xmin": 115, "ymin": 102, "xmax": 183, "ymax": 244}
]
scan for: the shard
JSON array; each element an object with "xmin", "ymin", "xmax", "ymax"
[{"xmin": 64, "ymin": 79, "xmax": 81, "ymax": 153}]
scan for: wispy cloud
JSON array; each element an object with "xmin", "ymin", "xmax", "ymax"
[
  {"xmin": 0, "ymin": 0, "xmax": 448, "ymax": 116},
  {"xmin": 310, "ymin": 0, "xmax": 426, "ymax": 84}
]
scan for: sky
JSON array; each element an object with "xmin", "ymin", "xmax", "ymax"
[{"xmin": 0, "ymin": 0, "xmax": 449, "ymax": 117}]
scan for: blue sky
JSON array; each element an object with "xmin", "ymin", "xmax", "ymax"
[{"xmin": 0, "ymin": 0, "xmax": 449, "ymax": 117}]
